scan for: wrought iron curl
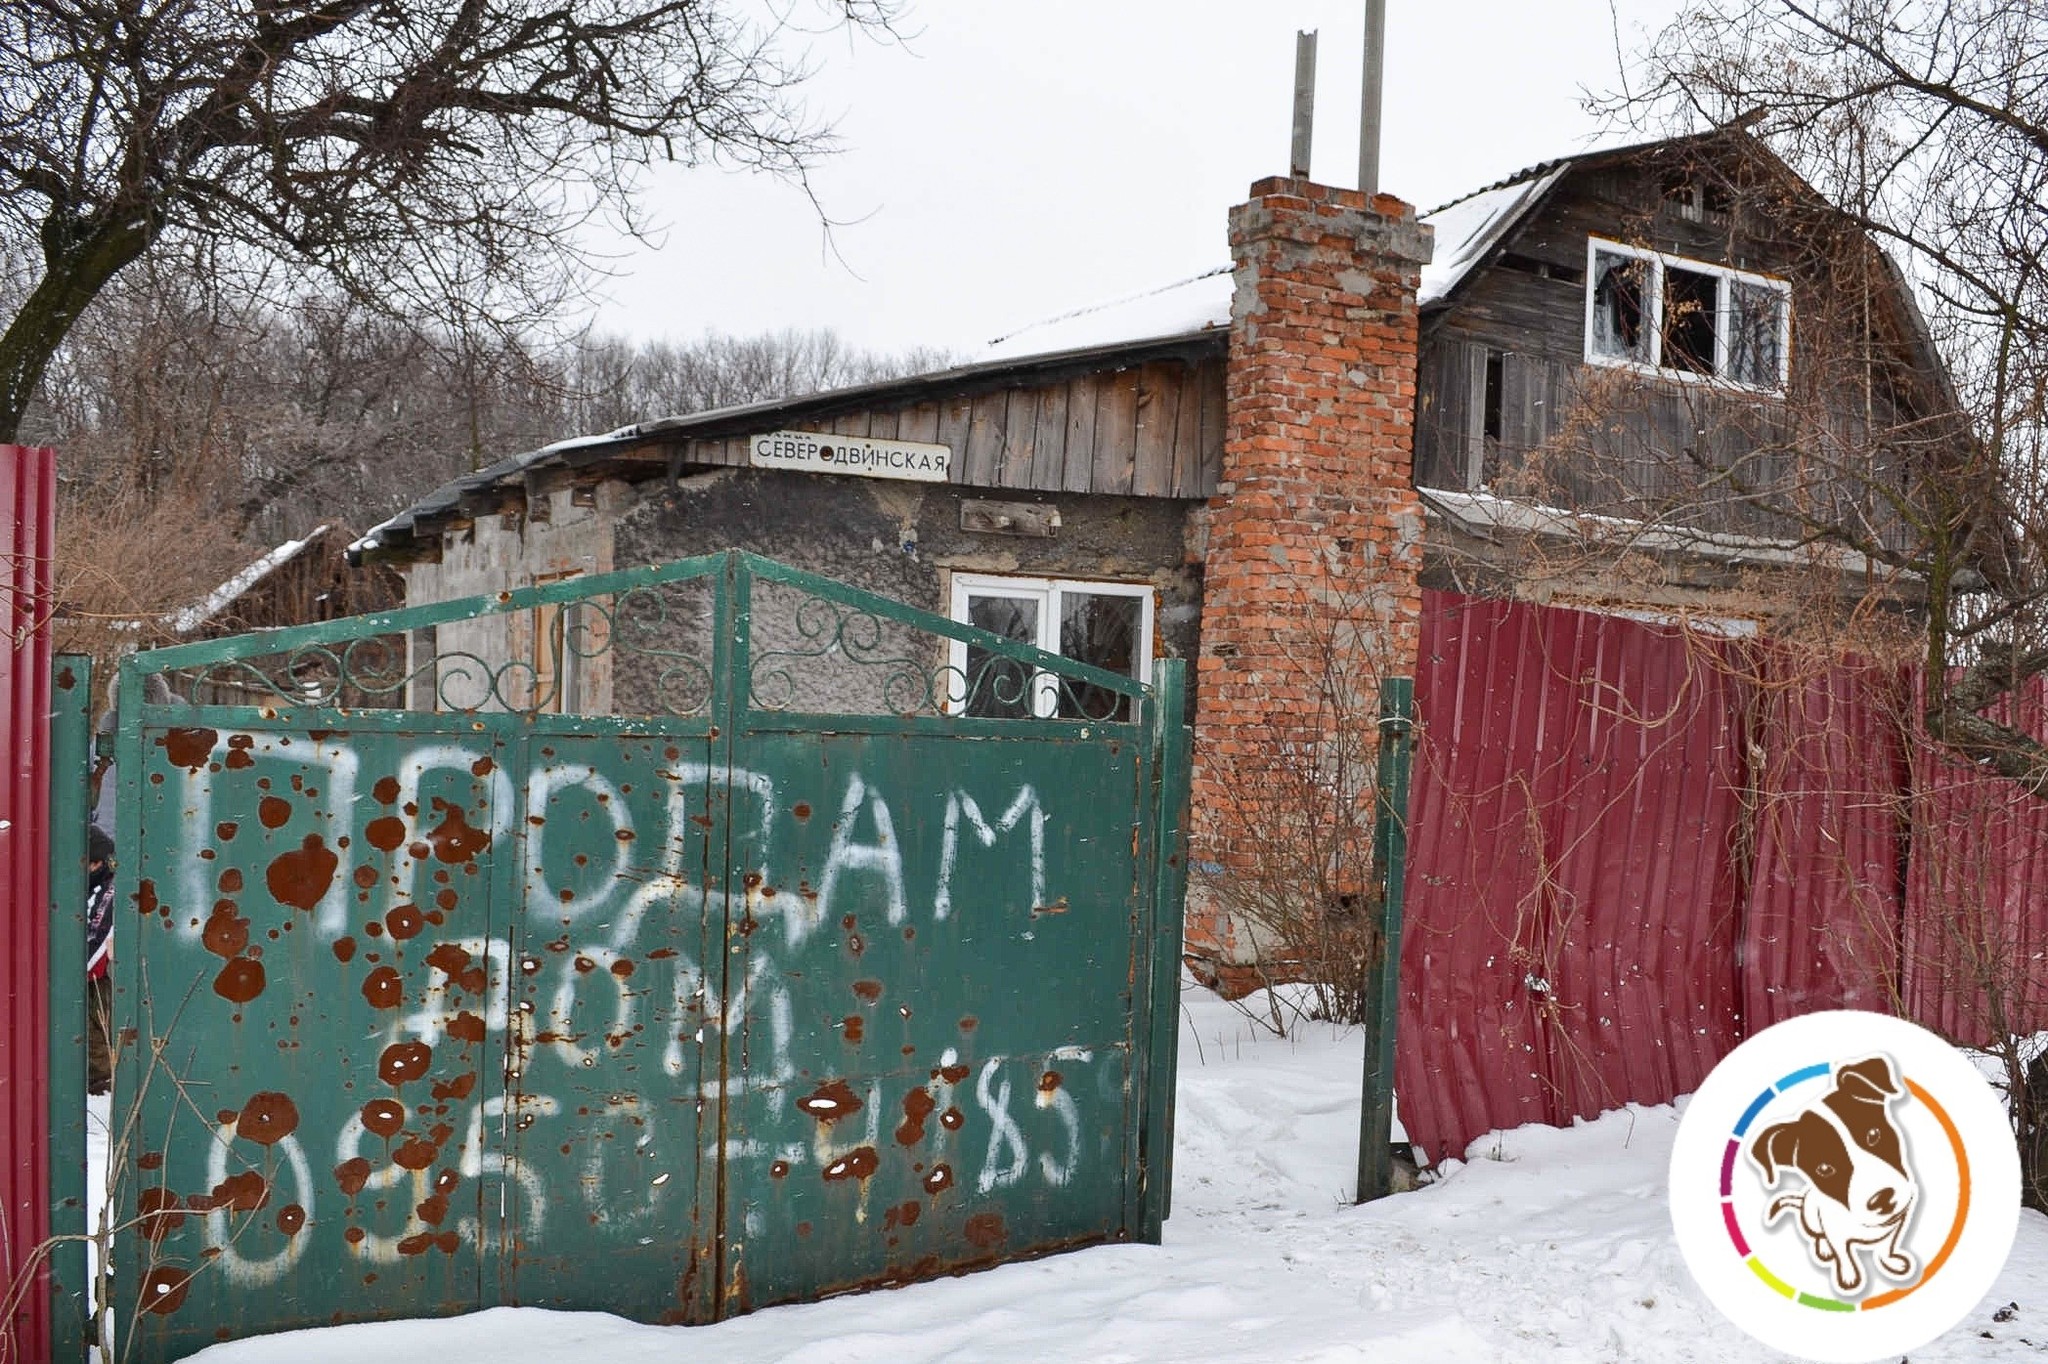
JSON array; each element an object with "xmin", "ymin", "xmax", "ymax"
[{"xmin": 751, "ymin": 593, "xmax": 938, "ymax": 716}]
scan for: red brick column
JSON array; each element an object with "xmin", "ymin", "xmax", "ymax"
[{"xmin": 1185, "ymin": 179, "xmax": 1432, "ymax": 978}]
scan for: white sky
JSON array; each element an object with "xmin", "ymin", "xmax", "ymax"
[{"xmin": 583, "ymin": 1, "xmax": 1693, "ymax": 359}]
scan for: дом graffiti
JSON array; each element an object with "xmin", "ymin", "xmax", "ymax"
[{"xmin": 141, "ymin": 728, "xmax": 1111, "ymax": 1285}]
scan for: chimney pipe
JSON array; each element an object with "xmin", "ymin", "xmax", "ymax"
[
  {"xmin": 1290, "ymin": 30, "xmax": 1318, "ymax": 179},
  {"xmin": 1359, "ymin": 0, "xmax": 1386, "ymax": 196}
]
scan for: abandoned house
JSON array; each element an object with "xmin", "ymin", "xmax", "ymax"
[{"xmin": 345, "ymin": 127, "xmax": 1968, "ymax": 1157}]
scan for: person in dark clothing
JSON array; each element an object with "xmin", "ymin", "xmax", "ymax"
[{"xmin": 85, "ymin": 825, "xmax": 114, "ymax": 1096}]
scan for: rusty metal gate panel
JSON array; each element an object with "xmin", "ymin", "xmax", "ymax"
[{"xmin": 109, "ymin": 551, "xmax": 1188, "ymax": 1360}]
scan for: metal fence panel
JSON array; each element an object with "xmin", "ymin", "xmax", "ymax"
[{"xmin": 107, "ymin": 551, "xmax": 1185, "ymax": 1360}]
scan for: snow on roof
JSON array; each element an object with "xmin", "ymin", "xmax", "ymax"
[
  {"xmin": 169, "ymin": 525, "xmax": 329, "ymax": 634},
  {"xmin": 978, "ymin": 166, "xmax": 1571, "ymax": 368},
  {"xmin": 983, "ymin": 267, "xmax": 1233, "ymax": 362},
  {"xmin": 1419, "ymin": 486, "xmax": 1894, "ymax": 577},
  {"xmin": 1416, "ymin": 167, "xmax": 1569, "ymax": 306}
]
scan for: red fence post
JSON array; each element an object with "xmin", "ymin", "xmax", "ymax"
[{"xmin": 0, "ymin": 444, "xmax": 56, "ymax": 1364}]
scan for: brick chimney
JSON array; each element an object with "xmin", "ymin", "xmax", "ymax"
[{"xmin": 1185, "ymin": 178, "xmax": 1432, "ymax": 978}]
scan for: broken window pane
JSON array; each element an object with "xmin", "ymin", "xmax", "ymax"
[
  {"xmin": 1727, "ymin": 279, "xmax": 1785, "ymax": 387},
  {"xmin": 1057, "ymin": 591, "xmax": 1141, "ymax": 720},
  {"xmin": 965, "ymin": 593, "xmax": 1039, "ymax": 718},
  {"xmin": 1590, "ymin": 251, "xmax": 1651, "ymax": 364},
  {"xmin": 1662, "ymin": 265, "xmax": 1719, "ymax": 375}
]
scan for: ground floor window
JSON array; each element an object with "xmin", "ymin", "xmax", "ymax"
[{"xmin": 947, "ymin": 574, "xmax": 1153, "ymax": 720}]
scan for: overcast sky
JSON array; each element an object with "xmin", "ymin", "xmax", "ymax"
[{"xmin": 583, "ymin": 1, "xmax": 1693, "ymax": 359}]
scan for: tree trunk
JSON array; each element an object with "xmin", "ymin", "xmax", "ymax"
[{"xmin": 0, "ymin": 219, "xmax": 151, "ymax": 443}]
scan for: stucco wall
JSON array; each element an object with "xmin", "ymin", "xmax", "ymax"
[
  {"xmin": 401, "ymin": 482, "xmax": 631, "ymax": 711},
  {"xmin": 401, "ymin": 468, "xmax": 1203, "ymax": 718},
  {"xmin": 612, "ymin": 468, "xmax": 1203, "ymax": 716}
]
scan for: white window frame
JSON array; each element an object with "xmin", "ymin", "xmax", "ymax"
[
  {"xmin": 945, "ymin": 573, "xmax": 1154, "ymax": 718},
  {"xmin": 1583, "ymin": 237, "xmax": 1791, "ymax": 393}
]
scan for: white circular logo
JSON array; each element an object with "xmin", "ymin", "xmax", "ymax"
[{"xmin": 1670, "ymin": 1011, "xmax": 2020, "ymax": 1362}]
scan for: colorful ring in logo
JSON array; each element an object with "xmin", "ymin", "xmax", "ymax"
[{"xmin": 1717, "ymin": 1061, "xmax": 1971, "ymax": 1312}]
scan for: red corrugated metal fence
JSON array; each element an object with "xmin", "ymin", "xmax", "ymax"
[
  {"xmin": 0, "ymin": 445, "xmax": 55, "ymax": 1364},
  {"xmin": 1396, "ymin": 592, "xmax": 2048, "ymax": 1164}
]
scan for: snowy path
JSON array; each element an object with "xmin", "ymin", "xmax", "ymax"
[{"xmin": 126, "ymin": 988, "xmax": 2046, "ymax": 1362}]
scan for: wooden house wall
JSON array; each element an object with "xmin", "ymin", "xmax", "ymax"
[
  {"xmin": 1414, "ymin": 158, "xmax": 1925, "ymax": 551},
  {"xmin": 658, "ymin": 353, "xmax": 1226, "ymax": 500}
]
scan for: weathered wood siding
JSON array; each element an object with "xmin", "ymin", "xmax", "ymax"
[
  {"xmin": 659, "ymin": 354, "xmax": 1225, "ymax": 500},
  {"xmin": 1415, "ymin": 154, "xmax": 1927, "ymax": 552}
]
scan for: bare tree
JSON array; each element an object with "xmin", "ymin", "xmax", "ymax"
[
  {"xmin": 1606, "ymin": 0, "xmax": 2048, "ymax": 789},
  {"xmin": 0, "ymin": 0, "xmax": 904, "ymax": 441}
]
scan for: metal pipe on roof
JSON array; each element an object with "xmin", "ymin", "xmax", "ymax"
[
  {"xmin": 1291, "ymin": 30, "xmax": 1318, "ymax": 179},
  {"xmin": 1359, "ymin": 0, "xmax": 1386, "ymax": 196}
]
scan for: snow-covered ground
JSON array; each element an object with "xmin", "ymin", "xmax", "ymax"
[{"xmin": 90, "ymin": 987, "xmax": 2048, "ymax": 1362}]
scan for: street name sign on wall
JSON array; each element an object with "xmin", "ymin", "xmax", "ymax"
[{"xmin": 749, "ymin": 430, "xmax": 953, "ymax": 483}]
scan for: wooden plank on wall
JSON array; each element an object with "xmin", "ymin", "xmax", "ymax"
[
  {"xmin": 937, "ymin": 394, "xmax": 975, "ymax": 483},
  {"xmin": 1063, "ymin": 377, "xmax": 1100, "ymax": 494},
  {"xmin": 899, "ymin": 402, "xmax": 941, "ymax": 445},
  {"xmin": 1167, "ymin": 361, "xmax": 1200, "ymax": 496},
  {"xmin": 1092, "ymin": 369, "xmax": 1141, "ymax": 495},
  {"xmin": 1133, "ymin": 361, "xmax": 1180, "ymax": 498},
  {"xmin": 1196, "ymin": 357, "xmax": 1226, "ymax": 494},
  {"xmin": 963, "ymin": 391, "xmax": 1008, "ymax": 485},
  {"xmin": 1031, "ymin": 383, "xmax": 1070, "ymax": 491},
  {"xmin": 999, "ymin": 388, "xmax": 1039, "ymax": 486}
]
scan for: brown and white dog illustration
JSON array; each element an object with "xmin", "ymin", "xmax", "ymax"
[{"xmin": 1749, "ymin": 1056, "xmax": 1918, "ymax": 1295}]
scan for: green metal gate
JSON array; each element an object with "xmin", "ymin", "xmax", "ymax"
[{"xmin": 108, "ymin": 551, "xmax": 1189, "ymax": 1359}]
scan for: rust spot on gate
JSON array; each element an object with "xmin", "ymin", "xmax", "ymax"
[
  {"xmin": 397, "ymin": 1230, "xmax": 460, "ymax": 1256},
  {"xmin": 215, "ymin": 821, "xmax": 239, "ymax": 842},
  {"xmin": 471, "ymin": 755, "xmax": 495, "ymax": 777},
  {"xmin": 334, "ymin": 1158, "xmax": 372, "ymax": 1197},
  {"xmin": 425, "ymin": 798, "xmax": 491, "ymax": 863},
  {"xmin": 851, "ymin": 979, "xmax": 882, "ymax": 1003},
  {"xmin": 896, "ymin": 1089, "xmax": 936, "ymax": 1146},
  {"xmin": 213, "ymin": 957, "xmax": 266, "ymax": 1004},
  {"xmin": 140, "ymin": 1267, "xmax": 193, "ymax": 1315},
  {"xmin": 392, "ymin": 1137, "xmax": 439, "ymax": 1170},
  {"xmin": 792, "ymin": 802, "xmax": 812, "ymax": 820},
  {"xmin": 361, "ymin": 967, "xmax": 403, "ymax": 1010},
  {"xmin": 136, "ymin": 1188, "xmax": 185, "ymax": 1242},
  {"xmin": 425, "ymin": 942, "xmax": 472, "ymax": 978},
  {"xmin": 203, "ymin": 903, "xmax": 249, "ymax": 958},
  {"xmin": 159, "ymin": 729, "xmax": 217, "ymax": 770},
  {"xmin": 447, "ymin": 1011, "xmax": 486, "ymax": 1044},
  {"xmin": 134, "ymin": 879, "xmax": 159, "ymax": 917},
  {"xmin": 237, "ymin": 1092, "xmax": 300, "ymax": 1145},
  {"xmin": 935, "ymin": 1063, "xmax": 969, "ymax": 1086},
  {"xmin": 922, "ymin": 1163, "xmax": 954, "ymax": 1195},
  {"xmin": 259, "ymin": 795, "xmax": 293, "ymax": 829},
  {"xmin": 219, "ymin": 867, "xmax": 243, "ymax": 893},
  {"xmin": 939, "ymin": 1106, "xmax": 965, "ymax": 1131},
  {"xmin": 431, "ymin": 1073, "xmax": 477, "ymax": 1102},
  {"xmin": 277, "ymin": 1204, "xmax": 306, "ymax": 1235},
  {"xmin": 963, "ymin": 1211, "xmax": 1007, "ymax": 1247},
  {"xmin": 1037, "ymin": 1070, "xmax": 1063, "ymax": 1095},
  {"xmin": 210, "ymin": 1171, "xmax": 269, "ymax": 1212},
  {"xmin": 821, "ymin": 1146, "xmax": 879, "ymax": 1182},
  {"xmin": 842, "ymin": 1015, "xmax": 865, "ymax": 1043},
  {"xmin": 378, "ymin": 1041, "xmax": 432, "ymax": 1087},
  {"xmin": 361, "ymin": 1099, "xmax": 405, "ymax": 1139},
  {"xmin": 385, "ymin": 904, "xmax": 424, "ymax": 939},
  {"xmin": 797, "ymin": 1080, "xmax": 863, "ymax": 1123},
  {"xmin": 365, "ymin": 816, "xmax": 407, "ymax": 853},
  {"xmin": 333, "ymin": 936, "xmax": 357, "ymax": 963},
  {"xmin": 267, "ymin": 834, "xmax": 339, "ymax": 911}
]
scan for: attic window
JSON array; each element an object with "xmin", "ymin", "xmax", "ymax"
[
  {"xmin": 1662, "ymin": 175, "xmax": 1730, "ymax": 224},
  {"xmin": 1584, "ymin": 238, "xmax": 1789, "ymax": 391}
]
